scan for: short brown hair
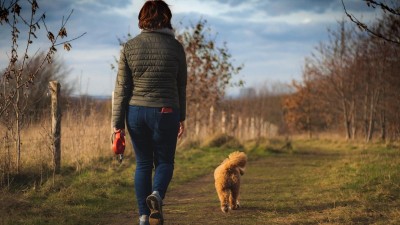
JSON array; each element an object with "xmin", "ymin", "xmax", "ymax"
[{"xmin": 138, "ymin": 0, "xmax": 172, "ymax": 30}]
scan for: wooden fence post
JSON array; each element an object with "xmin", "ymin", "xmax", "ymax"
[
  {"xmin": 49, "ymin": 81, "xmax": 61, "ymax": 174},
  {"xmin": 238, "ymin": 117, "xmax": 243, "ymax": 139},
  {"xmin": 230, "ymin": 113, "xmax": 236, "ymax": 136},
  {"xmin": 251, "ymin": 117, "xmax": 255, "ymax": 139},
  {"xmin": 195, "ymin": 103, "xmax": 200, "ymax": 136},
  {"xmin": 209, "ymin": 106, "xmax": 214, "ymax": 134},
  {"xmin": 111, "ymin": 91, "xmax": 114, "ymax": 132},
  {"xmin": 221, "ymin": 111, "xmax": 226, "ymax": 134},
  {"xmin": 245, "ymin": 118, "xmax": 249, "ymax": 140}
]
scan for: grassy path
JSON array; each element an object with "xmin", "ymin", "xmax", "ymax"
[
  {"xmin": 2, "ymin": 140, "xmax": 399, "ymax": 225},
  {"xmin": 147, "ymin": 145, "xmax": 399, "ymax": 225},
  {"xmin": 162, "ymin": 152, "xmax": 343, "ymax": 225}
]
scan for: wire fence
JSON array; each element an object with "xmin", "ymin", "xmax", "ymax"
[
  {"xmin": 184, "ymin": 106, "xmax": 278, "ymax": 142},
  {"xmin": 1, "ymin": 90, "xmax": 278, "ymax": 187}
]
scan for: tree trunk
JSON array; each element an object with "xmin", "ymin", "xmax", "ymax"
[
  {"xmin": 366, "ymin": 89, "xmax": 381, "ymax": 143},
  {"xmin": 380, "ymin": 110, "xmax": 386, "ymax": 141},
  {"xmin": 307, "ymin": 114, "xmax": 312, "ymax": 139},
  {"xmin": 366, "ymin": 113, "xmax": 374, "ymax": 143},
  {"xmin": 209, "ymin": 106, "xmax": 214, "ymax": 134},
  {"xmin": 363, "ymin": 84, "xmax": 369, "ymax": 141},
  {"xmin": 342, "ymin": 99, "xmax": 351, "ymax": 140},
  {"xmin": 351, "ymin": 108, "xmax": 357, "ymax": 140}
]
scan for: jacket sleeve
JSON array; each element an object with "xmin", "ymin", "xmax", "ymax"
[
  {"xmin": 177, "ymin": 44, "xmax": 187, "ymax": 122},
  {"xmin": 112, "ymin": 45, "xmax": 133, "ymax": 129}
]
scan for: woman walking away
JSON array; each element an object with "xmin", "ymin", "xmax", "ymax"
[{"xmin": 112, "ymin": 1, "xmax": 187, "ymax": 224}]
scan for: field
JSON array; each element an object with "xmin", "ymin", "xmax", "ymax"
[{"xmin": 1, "ymin": 137, "xmax": 400, "ymax": 225}]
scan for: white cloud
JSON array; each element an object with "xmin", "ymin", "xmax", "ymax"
[
  {"xmin": 171, "ymin": 0, "xmax": 252, "ymax": 16},
  {"xmin": 170, "ymin": 0, "xmax": 377, "ymax": 26},
  {"xmin": 58, "ymin": 44, "xmax": 122, "ymax": 95},
  {"xmin": 1, "ymin": 0, "xmax": 380, "ymax": 97},
  {"xmin": 104, "ymin": 0, "xmax": 143, "ymax": 18}
]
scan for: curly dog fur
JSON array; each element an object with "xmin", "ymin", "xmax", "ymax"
[{"xmin": 214, "ymin": 151, "xmax": 247, "ymax": 213}]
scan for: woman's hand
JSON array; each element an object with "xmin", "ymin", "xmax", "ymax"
[
  {"xmin": 178, "ymin": 121, "xmax": 185, "ymax": 138},
  {"xmin": 114, "ymin": 128, "xmax": 125, "ymax": 134}
]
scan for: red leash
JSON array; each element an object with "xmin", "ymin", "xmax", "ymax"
[{"xmin": 111, "ymin": 130, "xmax": 125, "ymax": 163}]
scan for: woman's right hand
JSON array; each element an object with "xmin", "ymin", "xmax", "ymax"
[
  {"xmin": 114, "ymin": 128, "xmax": 125, "ymax": 134},
  {"xmin": 178, "ymin": 121, "xmax": 185, "ymax": 138}
]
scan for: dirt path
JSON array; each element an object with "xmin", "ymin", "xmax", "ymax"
[
  {"xmin": 162, "ymin": 161, "xmax": 266, "ymax": 225},
  {"xmin": 160, "ymin": 152, "xmax": 342, "ymax": 225},
  {"xmin": 112, "ymin": 155, "xmax": 284, "ymax": 225},
  {"xmin": 113, "ymin": 150, "xmax": 383, "ymax": 225}
]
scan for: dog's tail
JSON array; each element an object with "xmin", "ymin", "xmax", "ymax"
[{"xmin": 225, "ymin": 151, "xmax": 247, "ymax": 172}]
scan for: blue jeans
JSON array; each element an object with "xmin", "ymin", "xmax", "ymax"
[{"xmin": 126, "ymin": 105, "xmax": 180, "ymax": 216}]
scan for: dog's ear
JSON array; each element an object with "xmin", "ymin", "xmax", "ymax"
[{"xmin": 238, "ymin": 167, "xmax": 245, "ymax": 175}]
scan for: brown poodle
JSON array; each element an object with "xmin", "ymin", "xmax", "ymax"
[{"xmin": 214, "ymin": 151, "xmax": 247, "ymax": 213}]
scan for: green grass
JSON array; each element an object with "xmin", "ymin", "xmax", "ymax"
[
  {"xmin": 1, "ymin": 138, "xmax": 400, "ymax": 224},
  {"xmin": 1, "ymin": 157, "xmax": 137, "ymax": 225}
]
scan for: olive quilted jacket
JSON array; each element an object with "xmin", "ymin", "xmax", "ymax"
[{"xmin": 112, "ymin": 29, "xmax": 187, "ymax": 129}]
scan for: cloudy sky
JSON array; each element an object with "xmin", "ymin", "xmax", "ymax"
[{"xmin": 0, "ymin": 0, "xmax": 379, "ymax": 96}]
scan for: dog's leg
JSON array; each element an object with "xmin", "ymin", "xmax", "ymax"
[
  {"xmin": 229, "ymin": 184, "xmax": 240, "ymax": 210},
  {"xmin": 217, "ymin": 188, "xmax": 230, "ymax": 213}
]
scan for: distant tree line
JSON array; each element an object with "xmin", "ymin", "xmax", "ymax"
[{"xmin": 283, "ymin": 10, "xmax": 400, "ymax": 142}]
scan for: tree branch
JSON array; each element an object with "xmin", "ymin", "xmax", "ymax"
[
  {"xmin": 365, "ymin": 0, "xmax": 400, "ymax": 16},
  {"xmin": 54, "ymin": 32, "xmax": 87, "ymax": 47},
  {"xmin": 341, "ymin": 0, "xmax": 400, "ymax": 45}
]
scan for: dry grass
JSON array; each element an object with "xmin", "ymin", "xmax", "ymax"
[
  {"xmin": 0, "ymin": 108, "xmax": 123, "ymax": 186},
  {"xmin": 61, "ymin": 110, "xmax": 115, "ymax": 170}
]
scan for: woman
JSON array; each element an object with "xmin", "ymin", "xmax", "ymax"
[{"xmin": 112, "ymin": 1, "xmax": 187, "ymax": 224}]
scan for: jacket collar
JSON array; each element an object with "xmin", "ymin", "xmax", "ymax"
[{"xmin": 141, "ymin": 28, "xmax": 175, "ymax": 37}]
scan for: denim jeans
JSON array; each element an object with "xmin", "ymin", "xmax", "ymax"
[{"xmin": 126, "ymin": 105, "xmax": 180, "ymax": 216}]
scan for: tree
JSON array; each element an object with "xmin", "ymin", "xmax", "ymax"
[
  {"xmin": 286, "ymin": 12, "xmax": 400, "ymax": 142},
  {"xmin": 1, "ymin": 53, "xmax": 74, "ymax": 123},
  {"xmin": 365, "ymin": 12, "xmax": 400, "ymax": 141},
  {"xmin": 283, "ymin": 62, "xmax": 330, "ymax": 138},
  {"xmin": 306, "ymin": 21, "xmax": 359, "ymax": 140},
  {"xmin": 0, "ymin": 0, "xmax": 85, "ymax": 174},
  {"xmin": 176, "ymin": 19, "xmax": 243, "ymax": 137}
]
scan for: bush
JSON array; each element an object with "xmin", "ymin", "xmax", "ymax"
[{"xmin": 202, "ymin": 133, "xmax": 243, "ymax": 149}]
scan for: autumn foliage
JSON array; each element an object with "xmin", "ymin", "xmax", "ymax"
[{"xmin": 283, "ymin": 12, "xmax": 400, "ymax": 141}]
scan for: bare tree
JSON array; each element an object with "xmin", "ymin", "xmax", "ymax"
[
  {"xmin": 176, "ymin": 19, "xmax": 243, "ymax": 138},
  {"xmin": 305, "ymin": 21, "xmax": 359, "ymax": 140},
  {"xmin": 1, "ymin": 53, "xmax": 74, "ymax": 123},
  {"xmin": 366, "ymin": 13, "xmax": 400, "ymax": 141},
  {"xmin": 0, "ymin": 0, "xmax": 85, "ymax": 174},
  {"xmin": 285, "ymin": 11, "xmax": 400, "ymax": 142}
]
